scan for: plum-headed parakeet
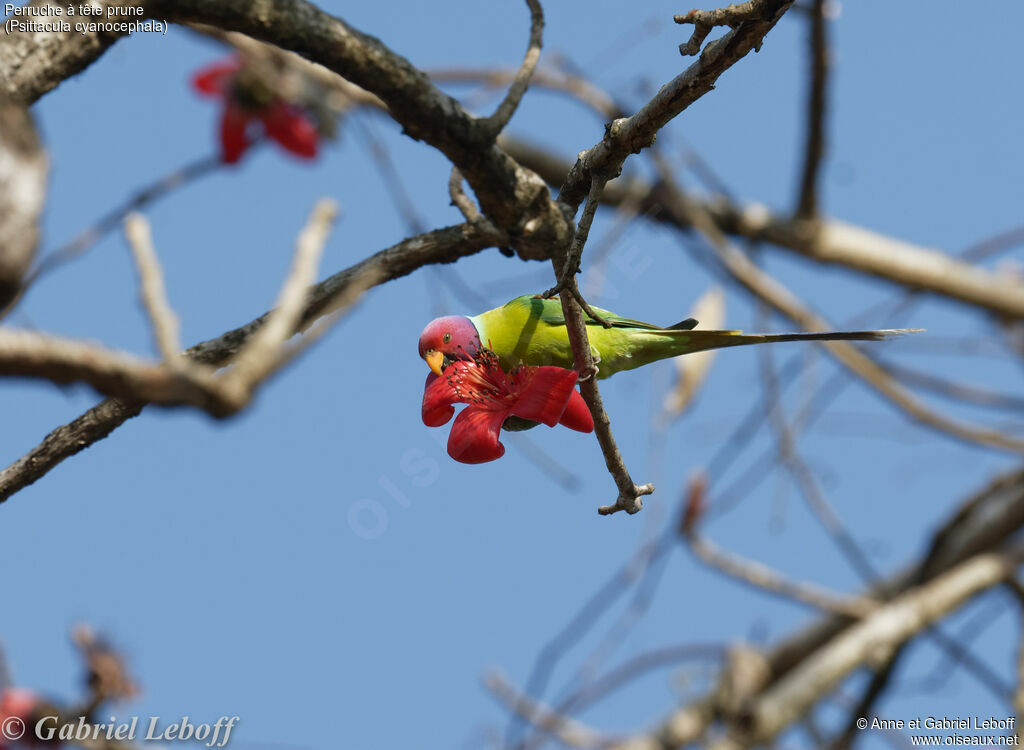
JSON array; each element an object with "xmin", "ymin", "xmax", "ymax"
[{"xmin": 418, "ymin": 294, "xmax": 911, "ymax": 378}]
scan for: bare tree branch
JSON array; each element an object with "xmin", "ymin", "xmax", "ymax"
[
  {"xmin": 593, "ymin": 152, "xmax": 1024, "ymax": 456},
  {"xmin": 0, "ymin": 0, "xmax": 571, "ymax": 260},
  {"xmin": 547, "ymin": 178, "xmax": 654, "ymax": 515},
  {"xmin": 479, "ymin": 0, "xmax": 543, "ymax": 138},
  {"xmin": 0, "ymin": 96, "xmax": 46, "ymax": 310},
  {"xmin": 22, "ymin": 155, "xmax": 220, "ymax": 301},
  {"xmin": 0, "ymin": 221, "xmax": 506, "ymax": 504},
  {"xmin": 606, "ymin": 467, "xmax": 1024, "ymax": 750},
  {"xmin": 714, "ymin": 545, "xmax": 1024, "ymax": 749},
  {"xmin": 0, "ymin": 201, "xmax": 368, "ymax": 421},
  {"xmin": 485, "ymin": 671, "xmax": 611, "ymax": 749},
  {"xmin": 430, "ymin": 66, "xmax": 622, "ymax": 120},
  {"xmin": 682, "ymin": 474, "xmax": 878, "ymax": 618},
  {"xmin": 124, "ymin": 213, "xmax": 182, "ymax": 363},
  {"xmin": 559, "ymin": 0, "xmax": 794, "ymax": 210},
  {"xmin": 448, "ymin": 167, "xmax": 483, "ymax": 224},
  {"xmin": 225, "ymin": 199, "xmax": 337, "ymax": 388},
  {"xmin": 794, "ymin": 0, "xmax": 828, "ymax": 219},
  {"xmin": 674, "ymin": 1, "xmax": 778, "ymax": 56},
  {"xmin": 684, "ymin": 197, "xmax": 1024, "ymax": 455},
  {"xmin": 504, "ymin": 137, "xmax": 1024, "ymax": 320},
  {"xmin": 1009, "ymin": 577, "xmax": 1024, "ymax": 745}
]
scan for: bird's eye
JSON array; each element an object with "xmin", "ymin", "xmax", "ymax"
[{"xmin": 442, "ymin": 332, "xmax": 452, "ymax": 344}]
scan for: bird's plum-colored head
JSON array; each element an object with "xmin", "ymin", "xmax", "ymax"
[{"xmin": 417, "ymin": 316, "xmax": 482, "ymax": 375}]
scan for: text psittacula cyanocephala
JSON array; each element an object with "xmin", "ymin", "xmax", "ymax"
[{"xmin": 418, "ymin": 294, "xmax": 911, "ymax": 378}]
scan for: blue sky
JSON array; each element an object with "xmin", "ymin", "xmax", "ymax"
[{"xmin": 2, "ymin": 1, "xmax": 1023, "ymax": 749}]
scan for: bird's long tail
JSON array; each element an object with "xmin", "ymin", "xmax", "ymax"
[{"xmin": 676, "ymin": 328, "xmax": 921, "ymax": 355}]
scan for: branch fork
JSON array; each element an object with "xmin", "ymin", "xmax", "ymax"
[
  {"xmin": 0, "ymin": 200, "xmax": 360, "ymax": 421},
  {"xmin": 675, "ymin": 0, "xmax": 780, "ymax": 56}
]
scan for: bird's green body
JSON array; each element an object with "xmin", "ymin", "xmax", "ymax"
[{"xmin": 469, "ymin": 295, "xmax": 901, "ymax": 379}]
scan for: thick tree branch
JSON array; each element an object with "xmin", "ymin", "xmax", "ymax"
[
  {"xmin": 0, "ymin": 96, "xmax": 46, "ymax": 310},
  {"xmin": 0, "ymin": 328, "xmax": 224, "ymax": 409},
  {"xmin": 0, "ymin": 222, "xmax": 505, "ymax": 504},
  {"xmin": 0, "ymin": 0, "xmax": 570, "ymax": 261}
]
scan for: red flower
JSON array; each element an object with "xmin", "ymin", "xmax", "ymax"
[
  {"xmin": 0, "ymin": 689, "xmax": 42, "ymax": 748},
  {"xmin": 191, "ymin": 58, "xmax": 319, "ymax": 164},
  {"xmin": 422, "ymin": 350, "xmax": 594, "ymax": 464}
]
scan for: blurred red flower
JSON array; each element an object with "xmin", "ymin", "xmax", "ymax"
[
  {"xmin": 192, "ymin": 58, "xmax": 319, "ymax": 164},
  {"xmin": 0, "ymin": 688, "xmax": 44, "ymax": 748}
]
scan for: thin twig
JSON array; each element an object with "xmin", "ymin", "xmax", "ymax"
[
  {"xmin": 352, "ymin": 115, "xmax": 427, "ymax": 234},
  {"xmin": 579, "ymin": 185, "xmax": 648, "ymax": 300},
  {"xmin": 544, "ymin": 176, "xmax": 610, "ymax": 311},
  {"xmin": 431, "ymin": 66, "xmax": 621, "ymax": 120},
  {"xmin": 0, "ymin": 642, "xmax": 12, "ymax": 691},
  {"xmin": 828, "ymin": 654, "xmax": 903, "ymax": 750},
  {"xmin": 485, "ymin": 671, "xmax": 612, "ymax": 749},
  {"xmin": 795, "ymin": 0, "xmax": 828, "ymax": 219},
  {"xmin": 517, "ymin": 643, "xmax": 724, "ymax": 750},
  {"xmin": 884, "ymin": 361, "xmax": 1024, "ymax": 413},
  {"xmin": 507, "ymin": 534, "xmax": 670, "ymax": 747},
  {"xmin": 758, "ymin": 335, "xmax": 881, "ymax": 584},
  {"xmin": 559, "ymin": 0, "xmax": 793, "ymax": 211},
  {"xmin": 565, "ymin": 295, "xmax": 653, "ymax": 515},
  {"xmin": 448, "ymin": 166, "xmax": 483, "ymax": 223},
  {"xmin": 688, "ymin": 528, "xmax": 877, "ymax": 618},
  {"xmin": 227, "ymin": 200, "xmax": 337, "ymax": 389},
  {"xmin": 480, "ymin": 0, "xmax": 544, "ymax": 137},
  {"xmin": 713, "ymin": 544, "xmax": 1024, "ymax": 748},
  {"xmin": 660, "ymin": 173, "xmax": 1024, "ymax": 455},
  {"xmin": 123, "ymin": 213, "xmax": 182, "ymax": 363},
  {"xmin": 26, "ymin": 154, "xmax": 221, "ymax": 289},
  {"xmin": 548, "ymin": 179, "xmax": 653, "ymax": 514},
  {"xmin": 682, "ymin": 474, "xmax": 878, "ymax": 618}
]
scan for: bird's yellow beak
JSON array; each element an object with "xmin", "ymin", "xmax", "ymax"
[{"xmin": 425, "ymin": 350, "xmax": 444, "ymax": 376}]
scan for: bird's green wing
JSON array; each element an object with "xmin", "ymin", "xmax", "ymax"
[{"xmin": 524, "ymin": 295, "xmax": 673, "ymax": 330}]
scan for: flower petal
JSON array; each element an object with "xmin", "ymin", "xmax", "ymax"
[
  {"xmin": 261, "ymin": 103, "xmax": 319, "ymax": 159},
  {"xmin": 220, "ymin": 102, "xmax": 251, "ymax": 164},
  {"xmin": 510, "ymin": 366, "xmax": 579, "ymax": 427},
  {"xmin": 422, "ymin": 372, "xmax": 456, "ymax": 427},
  {"xmin": 558, "ymin": 388, "xmax": 594, "ymax": 433},
  {"xmin": 447, "ymin": 405, "xmax": 507, "ymax": 464},
  {"xmin": 192, "ymin": 60, "xmax": 240, "ymax": 97}
]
